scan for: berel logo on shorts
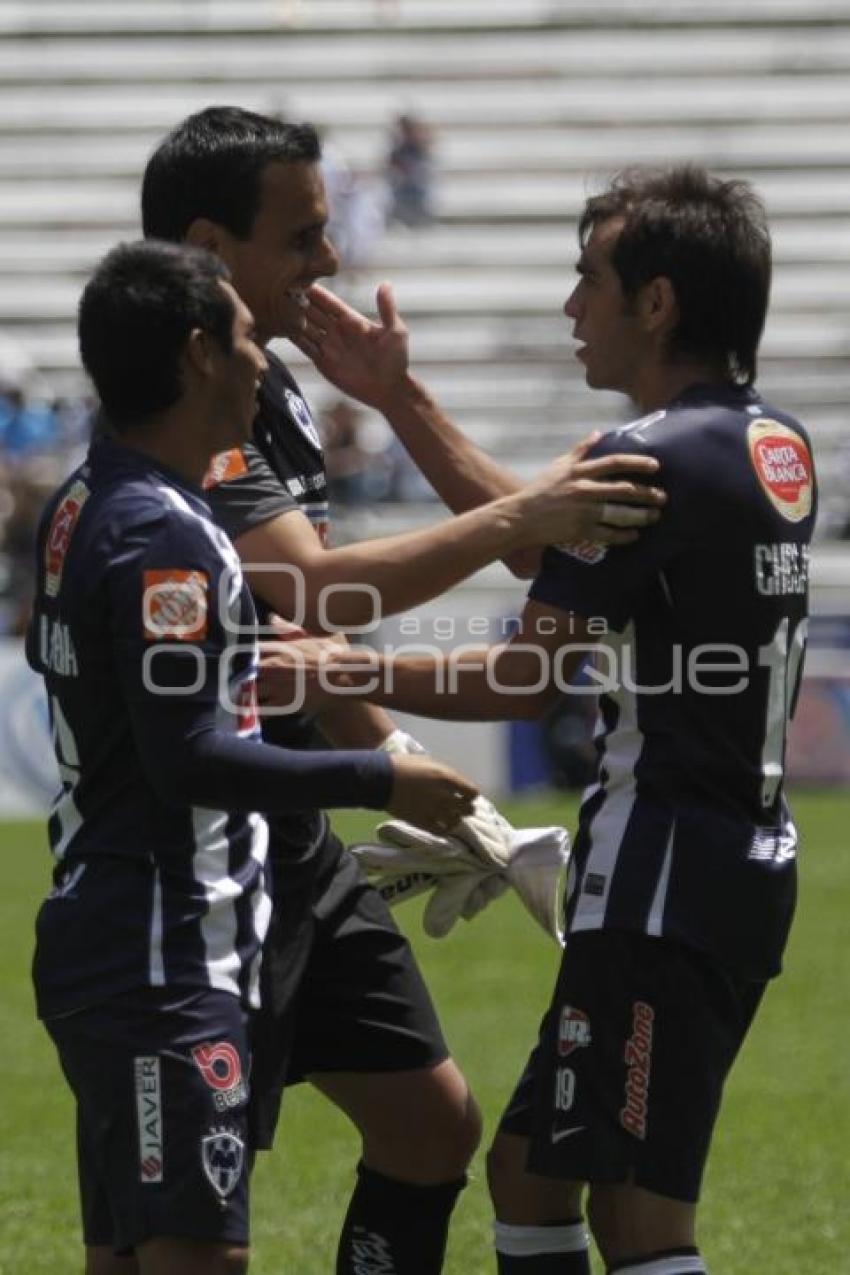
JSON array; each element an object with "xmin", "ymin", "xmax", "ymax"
[
  {"xmin": 192, "ymin": 1041, "xmax": 248, "ymax": 1112},
  {"xmin": 202, "ymin": 448, "xmax": 249, "ymax": 489},
  {"xmin": 143, "ymin": 569, "xmax": 209, "ymax": 641},
  {"xmin": 134, "ymin": 1056, "xmax": 163, "ymax": 1183},
  {"xmin": 558, "ymin": 1006, "xmax": 592, "ymax": 1057},
  {"xmin": 747, "ymin": 419, "xmax": 813, "ymax": 524},
  {"xmin": 201, "ymin": 1125, "xmax": 245, "ymax": 1200},
  {"xmin": 620, "ymin": 1000, "xmax": 654, "ymax": 1140},
  {"xmin": 45, "ymin": 480, "xmax": 90, "ymax": 597}
]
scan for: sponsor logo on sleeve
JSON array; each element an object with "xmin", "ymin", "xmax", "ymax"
[
  {"xmin": 143, "ymin": 569, "xmax": 209, "ymax": 641},
  {"xmin": 234, "ymin": 679, "xmax": 259, "ymax": 737},
  {"xmin": 201, "ymin": 1125, "xmax": 245, "ymax": 1200},
  {"xmin": 747, "ymin": 419, "xmax": 813, "ymax": 523},
  {"xmin": 202, "ymin": 448, "xmax": 248, "ymax": 489},
  {"xmin": 134, "ymin": 1056, "xmax": 163, "ymax": 1183},
  {"xmin": 620, "ymin": 1000, "xmax": 654, "ymax": 1140},
  {"xmin": 191, "ymin": 1041, "xmax": 248, "ymax": 1112},
  {"xmin": 45, "ymin": 480, "xmax": 90, "ymax": 597},
  {"xmin": 557, "ymin": 1006, "xmax": 592, "ymax": 1057}
]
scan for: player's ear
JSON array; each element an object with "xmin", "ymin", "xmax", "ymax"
[
  {"xmin": 184, "ymin": 327, "xmax": 216, "ymax": 381},
  {"xmin": 185, "ymin": 217, "xmax": 227, "ymax": 256},
  {"xmin": 641, "ymin": 275, "xmax": 678, "ymax": 336}
]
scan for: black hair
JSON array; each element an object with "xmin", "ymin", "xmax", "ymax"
[
  {"xmin": 78, "ymin": 239, "xmax": 233, "ymax": 430},
  {"xmin": 141, "ymin": 105, "xmax": 322, "ymax": 242},
  {"xmin": 579, "ymin": 166, "xmax": 771, "ymax": 385}
]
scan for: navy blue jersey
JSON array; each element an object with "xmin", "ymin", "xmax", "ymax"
[
  {"xmin": 27, "ymin": 438, "xmax": 390, "ymax": 1018},
  {"xmin": 529, "ymin": 384, "xmax": 817, "ymax": 979}
]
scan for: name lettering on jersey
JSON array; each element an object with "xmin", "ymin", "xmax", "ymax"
[
  {"xmin": 143, "ymin": 569, "xmax": 209, "ymax": 641},
  {"xmin": 754, "ymin": 543, "xmax": 809, "ymax": 597},
  {"xmin": 45, "ymin": 479, "xmax": 90, "ymax": 597},
  {"xmin": 554, "ymin": 539, "xmax": 608, "ymax": 566},
  {"xmin": 39, "ymin": 615, "xmax": 78, "ymax": 676},
  {"xmin": 284, "ymin": 388, "xmax": 322, "ymax": 451},
  {"xmin": 748, "ymin": 419, "xmax": 813, "ymax": 523},
  {"xmin": 620, "ymin": 1000, "xmax": 654, "ymax": 1140},
  {"xmin": 558, "ymin": 1006, "xmax": 592, "ymax": 1057},
  {"xmin": 134, "ymin": 1056, "xmax": 163, "ymax": 1183},
  {"xmin": 191, "ymin": 1041, "xmax": 248, "ymax": 1112},
  {"xmin": 202, "ymin": 448, "xmax": 248, "ymax": 489}
]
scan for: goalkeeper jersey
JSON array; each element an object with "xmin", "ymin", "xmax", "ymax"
[
  {"xmin": 529, "ymin": 382, "xmax": 817, "ymax": 979},
  {"xmin": 27, "ymin": 437, "xmax": 391, "ymax": 1018}
]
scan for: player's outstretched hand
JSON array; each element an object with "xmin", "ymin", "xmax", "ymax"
[
  {"xmin": 510, "ymin": 433, "xmax": 667, "ymax": 549},
  {"xmin": 387, "ymin": 755, "xmax": 477, "ymax": 835},
  {"xmin": 293, "ymin": 282, "xmax": 409, "ymax": 410}
]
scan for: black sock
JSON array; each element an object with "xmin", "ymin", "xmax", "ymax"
[
  {"xmin": 336, "ymin": 1162, "xmax": 466, "ymax": 1275},
  {"xmin": 608, "ymin": 1247, "xmax": 706, "ymax": 1274},
  {"xmin": 493, "ymin": 1220, "xmax": 591, "ymax": 1272}
]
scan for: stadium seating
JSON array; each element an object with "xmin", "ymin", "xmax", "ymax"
[{"xmin": 0, "ymin": 0, "xmax": 848, "ymax": 533}]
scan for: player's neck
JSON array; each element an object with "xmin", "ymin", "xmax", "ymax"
[
  {"xmin": 631, "ymin": 357, "xmax": 731, "ymax": 415},
  {"xmin": 120, "ymin": 405, "xmax": 212, "ymax": 489}
]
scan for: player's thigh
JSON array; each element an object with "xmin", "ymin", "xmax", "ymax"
[
  {"xmin": 586, "ymin": 1181, "xmax": 696, "ymax": 1266},
  {"xmin": 311, "ymin": 1059, "xmax": 481, "ymax": 1183},
  {"xmin": 136, "ymin": 1237, "xmax": 249, "ymax": 1275},
  {"xmin": 86, "ymin": 1248, "xmax": 140, "ymax": 1275}
]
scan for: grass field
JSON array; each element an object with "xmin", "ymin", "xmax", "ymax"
[{"xmin": 1, "ymin": 790, "xmax": 848, "ymax": 1273}]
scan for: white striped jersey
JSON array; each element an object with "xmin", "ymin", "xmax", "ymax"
[
  {"xmin": 529, "ymin": 383, "xmax": 817, "ymax": 979},
  {"xmin": 27, "ymin": 438, "xmax": 271, "ymax": 1018}
]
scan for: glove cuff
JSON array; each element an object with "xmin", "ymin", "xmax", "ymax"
[{"xmin": 378, "ymin": 728, "xmax": 428, "ymax": 756}]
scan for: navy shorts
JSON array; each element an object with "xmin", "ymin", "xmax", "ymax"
[
  {"xmin": 250, "ymin": 826, "xmax": 448, "ymax": 1149},
  {"xmin": 45, "ymin": 988, "xmax": 251, "ymax": 1254},
  {"xmin": 499, "ymin": 930, "xmax": 765, "ymax": 1202}
]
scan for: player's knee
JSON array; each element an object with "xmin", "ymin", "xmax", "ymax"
[
  {"xmin": 419, "ymin": 1082, "xmax": 481, "ymax": 1177},
  {"xmin": 586, "ymin": 1184, "xmax": 695, "ymax": 1265},
  {"xmin": 220, "ymin": 1245, "xmax": 250, "ymax": 1275},
  {"xmin": 485, "ymin": 1131, "xmax": 527, "ymax": 1213}
]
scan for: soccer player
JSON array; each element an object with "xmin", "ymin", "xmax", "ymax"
[
  {"xmin": 27, "ymin": 240, "xmax": 478, "ymax": 1275},
  {"xmin": 137, "ymin": 106, "xmax": 667, "ymax": 1275},
  {"xmin": 283, "ymin": 166, "xmax": 817, "ymax": 1275}
]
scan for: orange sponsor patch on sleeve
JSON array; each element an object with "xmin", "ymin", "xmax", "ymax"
[
  {"xmin": 143, "ymin": 569, "xmax": 209, "ymax": 641},
  {"xmin": 202, "ymin": 448, "xmax": 249, "ymax": 489}
]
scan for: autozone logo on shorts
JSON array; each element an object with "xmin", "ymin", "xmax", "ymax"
[
  {"xmin": 134, "ymin": 1056, "xmax": 163, "ymax": 1183},
  {"xmin": 558, "ymin": 1006, "xmax": 592, "ymax": 1057},
  {"xmin": 620, "ymin": 1000, "xmax": 654, "ymax": 1140},
  {"xmin": 192, "ymin": 1041, "xmax": 248, "ymax": 1112}
]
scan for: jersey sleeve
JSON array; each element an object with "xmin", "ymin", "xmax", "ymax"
[
  {"xmin": 106, "ymin": 508, "xmax": 393, "ymax": 814},
  {"xmin": 203, "ymin": 441, "xmax": 298, "ymax": 542},
  {"xmin": 528, "ymin": 428, "xmax": 694, "ymax": 630}
]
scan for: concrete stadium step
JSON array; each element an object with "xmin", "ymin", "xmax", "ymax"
[
  {"xmin": 2, "ymin": 27, "xmax": 850, "ymax": 83},
  {"xmin": 1, "ymin": 0, "xmax": 850, "ymax": 36}
]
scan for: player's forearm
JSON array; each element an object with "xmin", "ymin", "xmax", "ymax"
[
  {"xmin": 315, "ymin": 698, "xmax": 397, "ymax": 749},
  {"xmin": 378, "ymin": 373, "xmax": 524, "ymax": 511},
  {"xmin": 332, "ymin": 647, "xmax": 559, "ymax": 722},
  {"xmin": 298, "ymin": 497, "xmax": 531, "ymax": 627}
]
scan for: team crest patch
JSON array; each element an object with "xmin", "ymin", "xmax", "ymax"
[
  {"xmin": 747, "ymin": 419, "xmax": 813, "ymax": 523},
  {"xmin": 143, "ymin": 569, "xmax": 209, "ymax": 641},
  {"xmin": 45, "ymin": 480, "xmax": 90, "ymax": 597},
  {"xmin": 201, "ymin": 1125, "xmax": 245, "ymax": 1200},
  {"xmin": 284, "ymin": 388, "xmax": 322, "ymax": 450},
  {"xmin": 554, "ymin": 538, "xmax": 608, "ymax": 566},
  {"xmin": 558, "ymin": 1006, "xmax": 592, "ymax": 1057},
  {"xmin": 203, "ymin": 448, "xmax": 248, "ymax": 489}
]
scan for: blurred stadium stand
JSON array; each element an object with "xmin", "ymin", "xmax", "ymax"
[{"xmin": 0, "ymin": 0, "xmax": 849, "ymax": 539}]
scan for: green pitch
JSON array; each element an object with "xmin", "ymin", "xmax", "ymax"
[{"xmin": 1, "ymin": 791, "xmax": 847, "ymax": 1273}]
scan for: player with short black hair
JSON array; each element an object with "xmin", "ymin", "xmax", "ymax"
[
  {"xmin": 132, "ymin": 107, "xmax": 668, "ymax": 1275},
  {"xmin": 29, "ymin": 239, "xmax": 477, "ymax": 1275},
  {"xmin": 286, "ymin": 166, "xmax": 817, "ymax": 1275}
]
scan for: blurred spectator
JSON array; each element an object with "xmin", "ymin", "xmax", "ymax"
[
  {"xmin": 0, "ymin": 386, "xmax": 58, "ymax": 459},
  {"xmin": 0, "ymin": 456, "xmax": 61, "ymax": 635},
  {"xmin": 385, "ymin": 113, "xmax": 436, "ymax": 228},
  {"xmin": 320, "ymin": 399, "xmax": 390, "ymax": 504},
  {"xmin": 321, "ymin": 138, "xmax": 385, "ymax": 275}
]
